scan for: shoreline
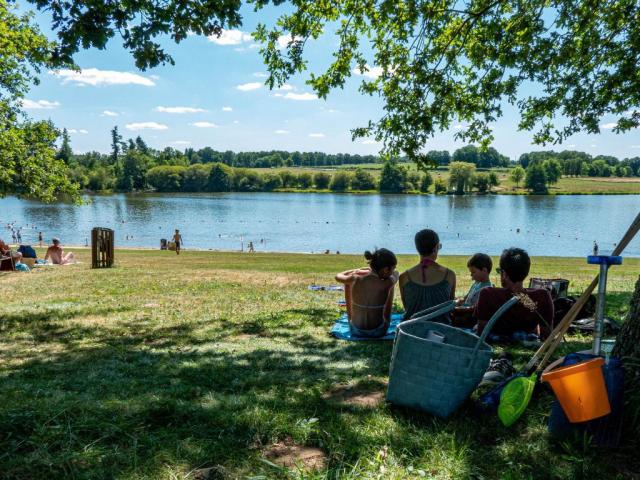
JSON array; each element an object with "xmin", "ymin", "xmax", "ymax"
[
  {"xmin": 30, "ymin": 246, "xmax": 640, "ymax": 260},
  {"xmin": 77, "ymin": 189, "xmax": 640, "ymax": 197}
]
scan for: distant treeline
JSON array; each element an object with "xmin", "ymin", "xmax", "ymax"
[
  {"xmin": 146, "ymin": 161, "xmax": 437, "ymax": 194},
  {"xmin": 58, "ymin": 127, "xmax": 640, "ymax": 193},
  {"xmin": 185, "ymin": 148, "xmax": 382, "ymax": 167},
  {"xmin": 518, "ymin": 150, "xmax": 640, "ymax": 177}
]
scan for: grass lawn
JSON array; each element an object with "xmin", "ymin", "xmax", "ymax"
[{"xmin": 1, "ymin": 250, "xmax": 639, "ymax": 479}]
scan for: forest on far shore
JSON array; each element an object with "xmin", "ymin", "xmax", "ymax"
[{"xmin": 57, "ymin": 127, "xmax": 640, "ymax": 194}]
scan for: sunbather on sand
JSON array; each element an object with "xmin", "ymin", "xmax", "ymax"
[
  {"xmin": 44, "ymin": 238, "xmax": 75, "ymax": 265},
  {"xmin": 335, "ymin": 248, "xmax": 399, "ymax": 338}
]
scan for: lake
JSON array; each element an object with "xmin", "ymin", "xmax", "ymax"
[{"xmin": 2, "ymin": 193, "xmax": 639, "ymax": 257}]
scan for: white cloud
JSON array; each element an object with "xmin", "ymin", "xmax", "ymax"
[
  {"xmin": 283, "ymin": 92, "xmax": 317, "ymax": 101},
  {"xmin": 68, "ymin": 129, "xmax": 89, "ymax": 134},
  {"xmin": 79, "ymin": 129, "xmax": 88, "ymax": 134},
  {"xmin": 600, "ymin": 122, "xmax": 617, "ymax": 130},
  {"xmin": 222, "ymin": 106, "xmax": 233, "ymax": 112},
  {"xmin": 236, "ymin": 82, "xmax": 262, "ymax": 91},
  {"xmin": 253, "ymin": 72, "xmax": 268, "ymax": 78},
  {"xmin": 172, "ymin": 140, "xmax": 191, "ymax": 146},
  {"xmin": 453, "ymin": 124, "xmax": 466, "ymax": 130},
  {"xmin": 208, "ymin": 29, "xmax": 252, "ymax": 45},
  {"xmin": 277, "ymin": 34, "xmax": 301, "ymax": 49},
  {"xmin": 273, "ymin": 93, "xmax": 284, "ymax": 97},
  {"xmin": 155, "ymin": 106, "xmax": 207, "ymax": 114},
  {"xmin": 125, "ymin": 122, "xmax": 168, "ymax": 131},
  {"xmin": 101, "ymin": 110, "xmax": 118, "ymax": 117},
  {"xmin": 275, "ymin": 129, "xmax": 290, "ymax": 134},
  {"xmin": 361, "ymin": 139, "xmax": 378, "ymax": 145},
  {"xmin": 190, "ymin": 121, "xmax": 217, "ymax": 128},
  {"xmin": 566, "ymin": 144, "xmax": 576, "ymax": 148},
  {"xmin": 51, "ymin": 68, "xmax": 155, "ymax": 87},
  {"xmin": 233, "ymin": 120, "xmax": 240, "ymax": 124},
  {"xmin": 278, "ymin": 84, "xmax": 294, "ymax": 91},
  {"xmin": 353, "ymin": 64, "xmax": 383, "ymax": 80},
  {"xmin": 631, "ymin": 145, "xmax": 640, "ymax": 149},
  {"xmin": 309, "ymin": 133, "xmax": 325, "ymax": 138},
  {"xmin": 21, "ymin": 99, "xmax": 60, "ymax": 109},
  {"xmin": 590, "ymin": 144, "xmax": 598, "ymax": 148}
]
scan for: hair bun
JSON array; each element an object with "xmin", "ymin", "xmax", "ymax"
[{"xmin": 364, "ymin": 250, "xmax": 374, "ymax": 261}]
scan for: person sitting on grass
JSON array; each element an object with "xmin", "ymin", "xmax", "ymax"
[
  {"xmin": 44, "ymin": 238, "xmax": 75, "ymax": 265},
  {"xmin": 0, "ymin": 238, "xmax": 22, "ymax": 264},
  {"xmin": 457, "ymin": 253, "xmax": 494, "ymax": 307},
  {"xmin": 451, "ymin": 253, "xmax": 494, "ymax": 328},
  {"xmin": 475, "ymin": 247, "xmax": 554, "ymax": 341},
  {"xmin": 399, "ymin": 229, "xmax": 456, "ymax": 322},
  {"xmin": 335, "ymin": 248, "xmax": 399, "ymax": 338}
]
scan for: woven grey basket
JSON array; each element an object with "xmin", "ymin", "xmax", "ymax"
[{"xmin": 387, "ymin": 298, "xmax": 518, "ymax": 418}]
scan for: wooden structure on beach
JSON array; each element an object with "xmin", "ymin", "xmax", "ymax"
[{"xmin": 91, "ymin": 227, "xmax": 114, "ymax": 269}]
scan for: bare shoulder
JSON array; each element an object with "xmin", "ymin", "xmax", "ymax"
[{"xmin": 444, "ymin": 266, "xmax": 456, "ymax": 279}]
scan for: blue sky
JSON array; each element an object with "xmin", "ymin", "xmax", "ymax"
[{"xmin": 19, "ymin": 4, "xmax": 640, "ymax": 159}]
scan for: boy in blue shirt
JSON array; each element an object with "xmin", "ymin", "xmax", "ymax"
[
  {"xmin": 452, "ymin": 253, "xmax": 493, "ymax": 327},
  {"xmin": 458, "ymin": 253, "xmax": 494, "ymax": 307}
]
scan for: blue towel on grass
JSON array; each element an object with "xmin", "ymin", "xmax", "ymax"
[{"xmin": 330, "ymin": 313, "xmax": 404, "ymax": 341}]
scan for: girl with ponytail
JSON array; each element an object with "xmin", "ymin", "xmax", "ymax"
[{"xmin": 335, "ymin": 248, "xmax": 399, "ymax": 338}]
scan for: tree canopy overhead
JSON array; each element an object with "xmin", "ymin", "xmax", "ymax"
[
  {"xmin": 1, "ymin": 1, "xmax": 77, "ymax": 201},
  {"xmin": 20, "ymin": 0, "xmax": 243, "ymax": 70},
  {"xmin": 255, "ymin": 0, "xmax": 640, "ymax": 166},
  {"xmin": 5, "ymin": 0, "xmax": 640, "ymax": 199}
]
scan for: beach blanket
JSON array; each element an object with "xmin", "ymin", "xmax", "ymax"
[{"xmin": 330, "ymin": 313, "xmax": 404, "ymax": 341}]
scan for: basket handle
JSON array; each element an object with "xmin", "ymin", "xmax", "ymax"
[
  {"xmin": 406, "ymin": 300, "xmax": 457, "ymax": 323},
  {"xmin": 470, "ymin": 296, "xmax": 520, "ymax": 359}
]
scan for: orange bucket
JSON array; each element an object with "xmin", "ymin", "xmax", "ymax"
[{"xmin": 541, "ymin": 357, "xmax": 611, "ymax": 423}]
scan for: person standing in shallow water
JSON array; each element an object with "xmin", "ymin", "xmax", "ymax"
[
  {"xmin": 172, "ymin": 229, "xmax": 183, "ymax": 255},
  {"xmin": 399, "ymin": 229, "xmax": 456, "ymax": 322}
]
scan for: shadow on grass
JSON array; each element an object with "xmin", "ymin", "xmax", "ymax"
[
  {"xmin": 0, "ymin": 305, "xmax": 637, "ymax": 479},
  {"xmin": 0, "ymin": 306, "xmax": 395, "ymax": 478}
]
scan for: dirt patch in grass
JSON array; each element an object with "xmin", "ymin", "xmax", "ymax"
[
  {"xmin": 263, "ymin": 438, "xmax": 327, "ymax": 470},
  {"xmin": 324, "ymin": 381, "xmax": 387, "ymax": 407},
  {"xmin": 182, "ymin": 269, "xmax": 302, "ymax": 288}
]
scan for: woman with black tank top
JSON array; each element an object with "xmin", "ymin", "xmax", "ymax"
[{"xmin": 399, "ymin": 229, "xmax": 457, "ymax": 322}]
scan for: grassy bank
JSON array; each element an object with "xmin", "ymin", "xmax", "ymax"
[
  {"xmin": 1, "ymin": 250, "xmax": 639, "ymax": 479},
  {"xmin": 246, "ymin": 165, "xmax": 640, "ymax": 195}
]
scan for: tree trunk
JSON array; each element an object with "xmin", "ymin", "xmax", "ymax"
[{"xmin": 613, "ymin": 274, "xmax": 640, "ymax": 361}]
